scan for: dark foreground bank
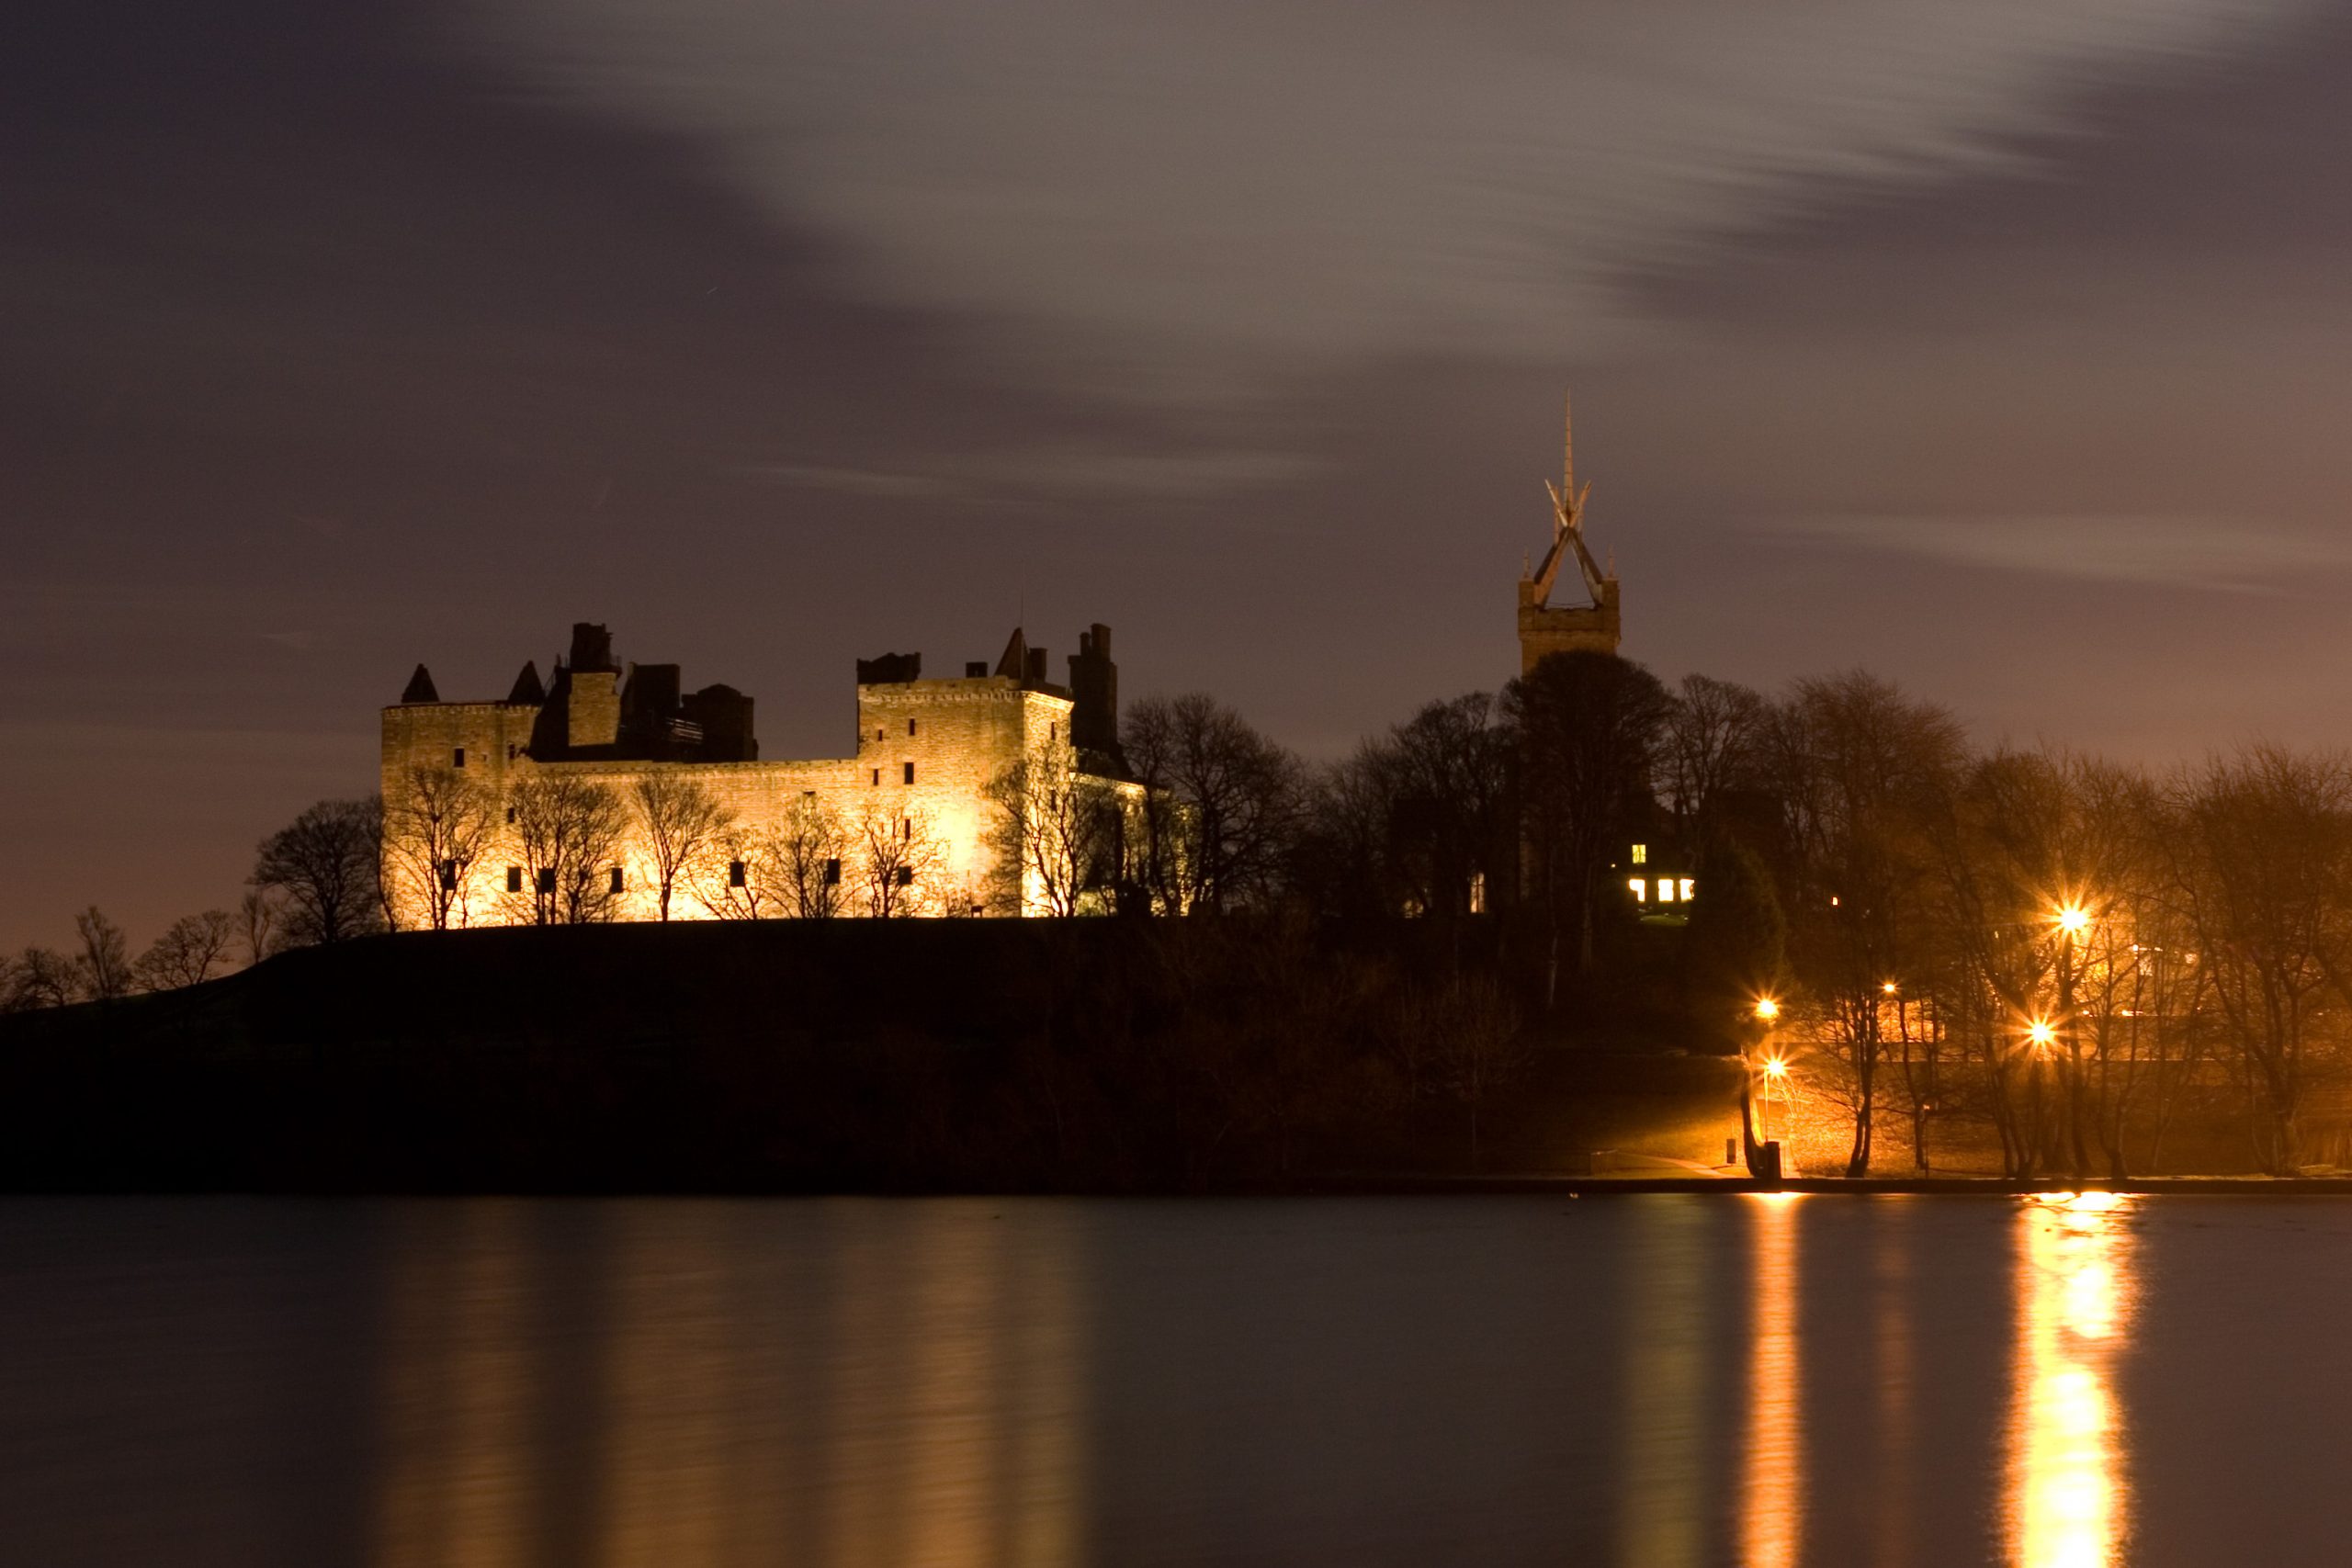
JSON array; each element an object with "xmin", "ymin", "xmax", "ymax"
[{"xmin": 0, "ymin": 920, "xmax": 1741, "ymax": 1194}]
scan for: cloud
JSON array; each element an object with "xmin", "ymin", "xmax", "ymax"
[
  {"xmin": 455, "ymin": 0, "xmax": 2311, "ymax": 399},
  {"xmin": 1765, "ymin": 513, "xmax": 2352, "ymax": 592},
  {"xmin": 757, "ymin": 444, "xmax": 1315, "ymax": 502}
]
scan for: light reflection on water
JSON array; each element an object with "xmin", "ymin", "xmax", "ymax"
[
  {"xmin": 2008, "ymin": 1194, "xmax": 2135, "ymax": 1568},
  {"xmin": 12, "ymin": 1191, "xmax": 2352, "ymax": 1568}
]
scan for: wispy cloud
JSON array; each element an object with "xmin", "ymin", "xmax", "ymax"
[
  {"xmin": 1765, "ymin": 513, "xmax": 2352, "ymax": 592},
  {"xmin": 756, "ymin": 445, "xmax": 1315, "ymax": 503},
  {"xmin": 458, "ymin": 0, "xmax": 2311, "ymax": 399}
]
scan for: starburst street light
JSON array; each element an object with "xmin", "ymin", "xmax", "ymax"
[
  {"xmin": 1760, "ymin": 1055, "xmax": 1789, "ymax": 1079},
  {"xmin": 1882, "ymin": 980, "xmax": 1899, "ymax": 995},
  {"xmin": 2027, "ymin": 1019, "xmax": 2057, "ymax": 1049},
  {"xmin": 2055, "ymin": 904, "xmax": 2091, "ymax": 936},
  {"xmin": 1754, "ymin": 997, "xmax": 1781, "ymax": 1021}
]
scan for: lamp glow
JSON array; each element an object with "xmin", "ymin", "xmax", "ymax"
[
  {"xmin": 2055, "ymin": 905, "xmax": 2091, "ymax": 936},
  {"xmin": 1754, "ymin": 997, "xmax": 1781, "ymax": 1021},
  {"xmin": 2027, "ymin": 1020, "xmax": 2057, "ymax": 1048}
]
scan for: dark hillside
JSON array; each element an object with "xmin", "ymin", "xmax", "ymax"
[{"xmin": 0, "ymin": 920, "xmax": 1739, "ymax": 1193}]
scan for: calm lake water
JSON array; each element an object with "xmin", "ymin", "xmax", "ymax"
[{"xmin": 0, "ymin": 1193, "xmax": 2346, "ymax": 1566}]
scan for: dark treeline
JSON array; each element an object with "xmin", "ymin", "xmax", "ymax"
[{"xmin": 11, "ymin": 648, "xmax": 2349, "ymax": 1179}]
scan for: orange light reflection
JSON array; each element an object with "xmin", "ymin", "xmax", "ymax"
[
  {"xmin": 2008, "ymin": 1192, "xmax": 2136, "ymax": 1568},
  {"xmin": 1741, "ymin": 1194, "xmax": 1804, "ymax": 1568}
]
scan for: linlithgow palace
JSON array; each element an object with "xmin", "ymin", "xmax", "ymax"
[{"xmin": 379, "ymin": 620, "xmax": 1143, "ymax": 925}]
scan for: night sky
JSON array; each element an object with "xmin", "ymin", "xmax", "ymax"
[{"xmin": 10, "ymin": 0, "xmax": 2352, "ymax": 948}]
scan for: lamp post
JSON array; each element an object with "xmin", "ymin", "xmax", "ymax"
[
  {"xmin": 1743, "ymin": 997, "xmax": 1786, "ymax": 1180},
  {"xmin": 2053, "ymin": 903, "xmax": 2092, "ymax": 1179}
]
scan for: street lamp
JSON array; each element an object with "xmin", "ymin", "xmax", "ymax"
[
  {"xmin": 1754, "ymin": 996, "xmax": 1781, "ymax": 1022},
  {"xmin": 2027, "ymin": 1019, "xmax": 2057, "ymax": 1049}
]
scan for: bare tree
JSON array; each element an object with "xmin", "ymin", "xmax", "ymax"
[
  {"xmin": 1764, "ymin": 671, "xmax": 1965, "ymax": 1176},
  {"xmin": 253, "ymin": 796, "xmax": 385, "ymax": 944},
  {"xmin": 136, "ymin": 910, "xmax": 236, "ymax": 990},
  {"xmin": 236, "ymin": 889, "xmax": 282, "ymax": 969},
  {"xmin": 2163, "ymin": 745, "xmax": 2352, "ymax": 1173},
  {"xmin": 7, "ymin": 947, "xmax": 80, "ymax": 1010},
  {"xmin": 767, "ymin": 795, "xmax": 848, "ymax": 919},
  {"xmin": 693, "ymin": 823, "xmax": 775, "ymax": 919},
  {"xmin": 1124, "ymin": 693, "xmax": 1302, "ymax": 914},
  {"xmin": 854, "ymin": 803, "xmax": 947, "ymax": 918},
  {"xmin": 632, "ymin": 773, "xmax": 735, "ymax": 921},
  {"xmin": 383, "ymin": 767, "xmax": 496, "ymax": 931},
  {"xmin": 504, "ymin": 774, "xmax": 629, "ymax": 925},
  {"xmin": 985, "ymin": 734, "xmax": 1122, "ymax": 917},
  {"xmin": 74, "ymin": 907, "xmax": 134, "ymax": 1000},
  {"xmin": 1661, "ymin": 672, "xmax": 1769, "ymax": 837}
]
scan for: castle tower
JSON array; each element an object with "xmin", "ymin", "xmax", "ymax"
[{"xmin": 1516, "ymin": 394, "xmax": 1621, "ymax": 674}]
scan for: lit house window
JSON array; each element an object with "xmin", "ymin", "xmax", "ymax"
[
  {"xmin": 903, "ymin": 761, "xmax": 916, "ymax": 784},
  {"xmin": 1628, "ymin": 877, "xmax": 1646, "ymax": 903},
  {"xmin": 1657, "ymin": 879, "xmax": 1677, "ymax": 904},
  {"xmin": 1631, "ymin": 843, "xmax": 1647, "ymax": 864},
  {"xmin": 1679, "ymin": 878, "xmax": 1694, "ymax": 901},
  {"xmin": 506, "ymin": 866, "xmax": 523, "ymax": 893}
]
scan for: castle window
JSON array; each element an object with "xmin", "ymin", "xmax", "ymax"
[
  {"xmin": 609, "ymin": 866, "xmax": 625, "ymax": 895},
  {"xmin": 453, "ymin": 747, "xmax": 466, "ymax": 768},
  {"xmin": 729, "ymin": 860, "xmax": 747, "ymax": 888},
  {"xmin": 507, "ymin": 866, "xmax": 523, "ymax": 894},
  {"xmin": 823, "ymin": 858, "xmax": 841, "ymax": 886},
  {"xmin": 1627, "ymin": 877, "xmax": 1645, "ymax": 903},
  {"xmin": 438, "ymin": 861, "xmax": 458, "ymax": 892},
  {"xmin": 506, "ymin": 744, "xmax": 518, "ymax": 761},
  {"xmin": 876, "ymin": 726, "xmax": 886, "ymax": 742},
  {"xmin": 871, "ymin": 769, "xmax": 880, "ymax": 786},
  {"xmin": 901, "ymin": 817, "xmax": 912, "ymax": 840},
  {"xmin": 895, "ymin": 865, "xmax": 913, "ymax": 886},
  {"xmin": 1049, "ymin": 722, "xmax": 1057, "ymax": 742},
  {"xmin": 903, "ymin": 761, "xmax": 916, "ymax": 785},
  {"xmin": 537, "ymin": 867, "xmax": 556, "ymax": 895},
  {"xmin": 803, "ymin": 790, "xmax": 816, "ymax": 799},
  {"xmin": 908, "ymin": 719, "xmax": 918, "ymax": 737},
  {"xmin": 1631, "ymin": 843, "xmax": 1647, "ymax": 864},
  {"xmin": 505, "ymin": 807, "xmax": 516, "ymax": 824}
]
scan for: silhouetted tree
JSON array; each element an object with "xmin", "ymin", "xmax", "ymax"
[
  {"xmin": 6, "ymin": 947, "xmax": 78, "ymax": 1010},
  {"xmin": 1124, "ymin": 693, "xmax": 1302, "ymax": 913},
  {"xmin": 1506, "ymin": 650, "xmax": 1673, "ymax": 997},
  {"xmin": 631, "ymin": 773, "xmax": 735, "ymax": 921},
  {"xmin": 768, "ymin": 795, "xmax": 848, "ymax": 919},
  {"xmin": 854, "ymin": 803, "xmax": 947, "ymax": 918},
  {"xmin": 135, "ymin": 910, "xmax": 235, "ymax": 991},
  {"xmin": 694, "ymin": 824, "xmax": 775, "ymax": 919},
  {"xmin": 236, "ymin": 888, "xmax": 282, "ymax": 968},
  {"xmin": 985, "ymin": 734, "xmax": 1121, "ymax": 917},
  {"xmin": 73, "ymin": 908, "xmax": 133, "ymax": 1001},
  {"xmin": 504, "ymin": 775, "xmax": 628, "ymax": 925},
  {"xmin": 1384, "ymin": 693, "xmax": 1512, "ymax": 924},
  {"xmin": 1681, "ymin": 837, "xmax": 1786, "ymax": 1050},
  {"xmin": 253, "ymin": 797, "xmax": 384, "ymax": 944},
  {"xmin": 1661, "ymin": 672, "xmax": 1768, "ymax": 839},
  {"xmin": 383, "ymin": 766, "xmax": 496, "ymax": 930}
]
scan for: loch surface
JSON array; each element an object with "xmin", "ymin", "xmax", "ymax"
[{"xmin": 0, "ymin": 1193, "xmax": 2343, "ymax": 1566}]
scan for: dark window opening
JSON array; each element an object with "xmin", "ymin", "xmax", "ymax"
[
  {"xmin": 536, "ymin": 867, "xmax": 556, "ymax": 895},
  {"xmin": 438, "ymin": 861, "xmax": 458, "ymax": 892},
  {"xmin": 871, "ymin": 769, "xmax": 880, "ymax": 786},
  {"xmin": 901, "ymin": 818, "xmax": 912, "ymax": 840},
  {"xmin": 903, "ymin": 761, "xmax": 915, "ymax": 784},
  {"xmin": 894, "ymin": 865, "xmax": 913, "ymax": 886},
  {"xmin": 506, "ymin": 865, "xmax": 523, "ymax": 893},
  {"xmin": 729, "ymin": 860, "xmax": 747, "ymax": 888},
  {"xmin": 1048, "ymin": 722, "xmax": 1056, "ymax": 742},
  {"xmin": 876, "ymin": 726, "xmax": 886, "ymax": 741},
  {"xmin": 609, "ymin": 866, "xmax": 625, "ymax": 894},
  {"xmin": 453, "ymin": 747, "xmax": 466, "ymax": 768},
  {"xmin": 823, "ymin": 858, "xmax": 841, "ymax": 886},
  {"xmin": 908, "ymin": 719, "xmax": 918, "ymax": 737},
  {"xmin": 506, "ymin": 743, "xmax": 518, "ymax": 761},
  {"xmin": 505, "ymin": 807, "xmax": 516, "ymax": 823}
]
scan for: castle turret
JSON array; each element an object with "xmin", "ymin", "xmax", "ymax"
[
  {"xmin": 401, "ymin": 664, "xmax": 439, "ymax": 704},
  {"xmin": 1069, "ymin": 623, "xmax": 1125, "ymax": 775}
]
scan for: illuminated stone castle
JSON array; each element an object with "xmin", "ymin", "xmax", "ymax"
[
  {"xmin": 1516, "ymin": 396, "xmax": 1622, "ymax": 674},
  {"xmin": 380, "ymin": 620, "xmax": 1138, "ymax": 925}
]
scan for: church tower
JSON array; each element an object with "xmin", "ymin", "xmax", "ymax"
[{"xmin": 1516, "ymin": 395, "xmax": 1621, "ymax": 674}]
